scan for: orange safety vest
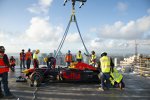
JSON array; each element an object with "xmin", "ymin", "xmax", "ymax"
[
  {"xmin": 25, "ymin": 52, "xmax": 32, "ymax": 60},
  {"xmin": 20, "ymin": 52, "xmax": 25, "ymax": 60},
  {"xmin": 10, "ymin": 58, "xmax": 15, "ymax": 65},
  {"xmin": 65, "ymin": 54, "xmax": 72, "ymax": 62},
  {"xmin": 0, "ymin": 53, "xmax": 9, "ymax": 74}
]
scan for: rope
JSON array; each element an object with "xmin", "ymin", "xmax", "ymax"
[{"xmin": 32, "ymin": 87, "xmax": 38, "ymax": 100}]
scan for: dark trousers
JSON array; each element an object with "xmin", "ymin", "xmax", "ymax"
[
  {"xmin": 0, "ymin": 72, "xmax": 11, "ymax": 96},
  {"xmin": 101, "ymin": 73, "xmax": 111, "ymax": 89},
  {"xmin": 66, "ymin": 62, "xmax": 71, "ymax": 67},
  {"xmin": 26, "ymin": 59, "xmax": 31, "ymax": 69},
  {"xmin": 47, "ymin": 62, "xmax": 52, "ymax": 69},
  {"xmin": 33, "ymin": 59, "xmax": 39, "ymax": 69},
  {"xmin": 10, "ymin": 64, "xmax": 15, "ymax": 72},
  {"xmin": 77, "ymin": 59, "xmax": 82, "ymax": 62},
  {"xmin": 20, "ymin": 60, "xmax": 25, "ymax": 69}
]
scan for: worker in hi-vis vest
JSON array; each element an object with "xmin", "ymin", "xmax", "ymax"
[
  {"xmin": 33, "ymin": 49, "xmax": 40, "ymax": 69},
  {"xmin": 76, "ymin": 50, "xmax": 83, "ymax": 62},
  {"xmin": 0, "ymin": 46, "xmax": 16, "ymax": 99},
  {"xmin": 98, "ymin": 52, "xmax": 111, "ymax": 91},
  {"xmin": 65, "ymin": 50, "xmax": 73, "ymax": 67},
  {"xmin": 109, "ymin": 67, "xmax": 125, "ymax": 89},
  {"xmin": 89, "ymin": 51, "xmax": 96, "ymax": 67},
  {"xmin": 25, "ymin": 48, "xmax": 32, "ymax": 69},
  {"xmin": 19, "ymin": 49, "xmax": 26, "ymax": 69}
]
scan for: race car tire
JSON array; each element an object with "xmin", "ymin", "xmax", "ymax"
[{"xmin": 30, "ymin": 71, "xmax": 43, "ymax": 87}]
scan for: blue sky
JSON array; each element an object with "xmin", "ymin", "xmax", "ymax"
[{"xmin": 0, "ymin": 0, "xmax": 150, "ymax": 55}]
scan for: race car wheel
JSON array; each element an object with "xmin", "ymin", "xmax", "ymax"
[{"xmin": 30, "ymin": 71, "xmax": 43, "ymax": 87}]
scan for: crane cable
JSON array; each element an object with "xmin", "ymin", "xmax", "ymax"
[
  {"xmin": 55, "ymin": 18, "xmax": 71, "ymax": 58},
  {"xmin": 74, "ymin": 15, "xmax": 89, "ymax": 55},
  {"xmin": 32, "ymin": 87, "xmax": 38, "ymax": 100},
  {"xmin": 55, "ymin": 14, "xmax": 89, "ymax": 58},
  {"xmin": 55, "ymin": 3, "xmax": 89, "ymax": 58}
]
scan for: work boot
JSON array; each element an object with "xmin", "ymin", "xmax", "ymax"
[
  {"xmin": 0, "ymin": 93, "xmax": 4, "ymax": 98},
  {"xmin": 3, "ymin": 94, "xmax": 16, "ymax": 99},
  {"xmin": 0, "ymin": 90, "xmax": 4, "ymax": 98},
  {"xmin": 98, "ymin": 87, "xmax": 104, "ymax": 91},
  {"xmin": 119, "ymin": 83, "xmax": 123, "ymax": 90}
]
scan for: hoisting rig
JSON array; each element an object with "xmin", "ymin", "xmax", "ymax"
[{"xmin": 55, "ymin": 0, "xmax": 89, "ymax": 58}]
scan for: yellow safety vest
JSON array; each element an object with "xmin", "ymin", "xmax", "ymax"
[
  {"xmin": 109, "ymin": 77, "xmax": 115, "ymax": 85},
  {"xmin": 100, "ymin": 56, "xmax": 110, "ymax": 73},
  {"xmin": 33, "ymin": 53, "xmax": 38, "ymax": 60},
  {"xmin": 76, "ymin": 53, "xmax": 82, "ymax": 59},
  {"xmin": 110, "ymin": 68, "xmax": 123, "ymax": 83},
  {"xmin": 91, "ymin": 54, "xmax": 96, "ymax": 60},
  {"xmin": 89, "ymin": 54, "xmax": 96, "ymax": 64}
]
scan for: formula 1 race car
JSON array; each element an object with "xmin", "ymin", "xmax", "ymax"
[
  {"xmin": 22, "ymin": 62, "xmax": 100, "ymax": 87},
  {"xmin": 59, "ymin": 62, "xmax": 99, "ymax": 82}
]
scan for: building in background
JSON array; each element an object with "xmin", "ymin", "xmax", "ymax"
[{"xmin": 120, "ymin": 54, "xmax": 150, "ymax": 77}]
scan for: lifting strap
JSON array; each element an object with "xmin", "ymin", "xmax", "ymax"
[{"xmin": 54, "ymin": 14, "xmax": 89, "ymax": 58}]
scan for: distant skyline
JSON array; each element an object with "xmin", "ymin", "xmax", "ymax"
[{"xmin": 0, "ymin": 0, "xmax": 150, "ymax": 55}]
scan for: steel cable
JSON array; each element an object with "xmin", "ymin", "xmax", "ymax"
[
  {"xmin": 55, "ymin": 18, "xmax": 71, "ymax": 58},
  {"xmin": 32, "ymin": 87, "xmax": 38, "ymax": 100}
]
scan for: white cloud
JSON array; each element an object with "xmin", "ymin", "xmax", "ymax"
[
  {"xmin": 147, "ymin": 8, "xmax": 150, "ymax": 15},
  {"xmin": 89, "ymin": 38, "xmax": 103, "ymax": 48},
  {"xmin": 89, "ymin": 27, "xmax": 97, "ymax": 33},
  {"xmin": 89, "ymin": 38, "xmax": 130, "ymax": 54},
  {"xmin": 39, "ymin": 0, "xmax": 52, "ymax": 6},
  {"xmin": 0, "ymin": 16, "xmax": 64, "ymax": 53},
  {"xmin": 0, "ymin": 31, "xmax": 5, "ymax": 39},
  {"xmin": 88, "ymin": 36, "xmax": 150, "ymax": 55},
  {"xmin": 0, "ymin": 31, "xmax": 7, "ymax": 45},
  {"xmin": 66, "ymin": 32, "xmax": 80, "ymax": 42},
  {"xmin": 23, "ymin": 16, "xmax": 65, "ymax": 52},
  {"xmin": 0, "ymin": 30, "xmax": 27, "ymax": 53},
  {"xmin": 25, "ymin": 16, "xmax": 63, "ymax": 42},
  {"xmin": 90, "ymin": 39, "xmax": 119, "ymax": 49},
  {"xmin": 90, "ymin": 39, "xmax": 100, "ymax": 48},
  {"xmin": 117, "ymin": 2, "xmax": 128, "ymax": 12},
  {"xmin": 98, "ymin": 15, "xmax": 150, "ymax": 40},
  {"xmin": 17, "ymin": 0, "xmax": 65, "ymax": 53},
  {"xmin": 118, "ymin": 42, "xmax": 129, "ymax": 48},
  {"xmin": 27, "ymin": 0, "xmax": 53, "ymax": 14}
]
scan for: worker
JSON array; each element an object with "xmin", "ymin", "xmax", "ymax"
[
  {"xmin": 76, "ymin": 50, "xmax": 83, "ymax": 62},
  {"xmin": 109, "ymin": 67, "xmax": 125, "ymax": 90},
  {"xmin": 89, "ymin": 51, "xmax": 97, "ymax": 67},
  {"xmin": 65, "ymin": 50, "xmax": 73, "ymax": 67},
  {"xmin": 98, "ymin": 52, "xmax": 111, "ymax": 91},
  {"xmin": 9, "ymin": 56, "xmax": 16, "ymax": 72},
  {"xmin": 33, "ymin": 49, "xmax": 40, "ymax": 69},
  {"xmin": 25, "ymin": 48, "xmax": 32, "ymax": 69},
  {"xmin": 0, "ymin": 46, "xmax": 16, "ymax": 99},
  {"xmin": 20, "ymin": 49, "xmax": 26, "ymax": 69},
  {"xmin": 44, "ymin": 57, "xmax": 56, "ymax": 69}
]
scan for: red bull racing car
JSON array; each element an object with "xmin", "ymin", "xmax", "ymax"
[{"xmin": 22, "ymin": 62, "xmax": 100, "ymax": 87}]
